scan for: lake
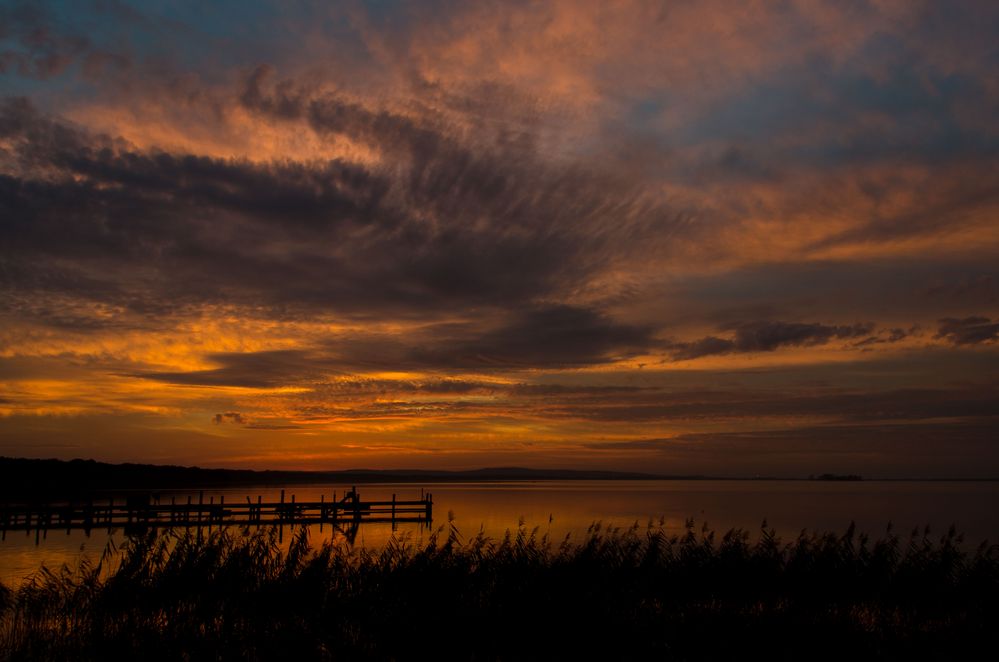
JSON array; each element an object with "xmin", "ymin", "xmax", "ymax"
[{"xmin": 2, "ymin": 479, "xmax": 997, "ymax": 586}]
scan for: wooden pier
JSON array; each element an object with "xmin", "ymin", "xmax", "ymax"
[{"xmin": 0, "ymin": 488, "xmax": 433, "ymax": 543}]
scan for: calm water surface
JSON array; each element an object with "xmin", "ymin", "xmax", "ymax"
[{"xmin": 2, "ymin": 480, "xmax": 997, "ymax": 585}]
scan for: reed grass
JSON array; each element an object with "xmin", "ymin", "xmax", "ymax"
[{"xmin": 1, "ymin": 519, "xmax": 996, "ymax": 660}]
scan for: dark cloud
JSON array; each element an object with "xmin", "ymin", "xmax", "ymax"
[
  {"xmin": 724, "ymin": 321, "xmax": 876, "ymax": 351},
  {"xmin": 666, "ymin": 336, "xmax": 735, "ymax": 361},
  {"xmin": 0, "ymin": 2, "xmax": 138, "ymax": 82},
  {"xmin": 134, "ymin": 304, "xmax": 658, "ymax": 386},
  {"xmin": 212, "ymin": 411, "xmax": 245, "ymax": 425},
  {"xmin": 240, "ymin": 65, "xmax": 312, "ymax": 120},
  {"xmin": 0, "ymin": 97, "xmax": 387, "ymax": 226},
  {"xmin": 539, "ymin": 383, "xmax": 999, "ymax": 424},
  {"xmin": 668, "ymin": 321, "xmax": 875, "ymax": 360},
  {"xmin": 239, "ymin": 68, "xmax": 683, "ymax": 299},
  {"xmin": 410, "ymin": 305, "xmax": 657, "ymax": 369},
  {"xmin": 852, "ymin": 327, "xmax": 913, "ymax": 348},
  {"xmin": 139, "ymin": 350, "xmax": 317, "ymax": 388},
  {"xmin": 0, "ymin": 96, "xmax": 676, "ymax": 332},
  {"xmin": 149, "ymin": 350, "xmax": 999, "ymax": 432},
  {"xmin": 935, "ymin": 317, "xmax": 999, "ymax": 345}
]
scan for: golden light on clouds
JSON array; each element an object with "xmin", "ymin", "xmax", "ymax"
[{"xmin": 0, "ymin": 0, "xmax": 996, "ymax": 476}]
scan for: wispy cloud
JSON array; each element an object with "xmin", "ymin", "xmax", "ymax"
[
  {"xmin": 936, "ymin": 317, "xmax": 999, "ymax": 345},
  {"xmin": 667, "ymin": 321, "xmax": 876, "ymax": 360},
  {"xmin": 1, "ymin": 0, "xmax": 997, "ymax": 474}
]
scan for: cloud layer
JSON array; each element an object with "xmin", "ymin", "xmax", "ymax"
[{"xmin": 1, "ymin": 0, "xmax": 997, "ymax": 475}]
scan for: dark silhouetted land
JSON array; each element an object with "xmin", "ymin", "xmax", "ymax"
[{"xmin": 0, "ymin": 457, "xmax": 688, "ymax": 499}]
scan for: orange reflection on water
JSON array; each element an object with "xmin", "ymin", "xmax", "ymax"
[{"xmin": 4, "ymin": 479, "xmax": 997, "ymax": 586}]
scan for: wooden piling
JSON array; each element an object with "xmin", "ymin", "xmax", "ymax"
[
  {"xmin": 84, "ymin": 498, "xmax": 93, "ymax": 531},
  {"xmin": 1, "ymin": 489, "xmax": 433, "ymax": 533}
]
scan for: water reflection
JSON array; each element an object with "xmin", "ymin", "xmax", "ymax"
[{"xmin": 3, "ymin": 479, "xmax": 998, "ymax": 585}]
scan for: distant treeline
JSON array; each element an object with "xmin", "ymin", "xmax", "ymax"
[
  {"xmin": 1, "ymin": 521, "xmax": 996, "ymax": 660},
  {"xmin": 0, "ymin": 457, "xmax": 673, "ymax": 499}
]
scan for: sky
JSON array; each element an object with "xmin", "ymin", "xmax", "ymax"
[{"xmin": 0, "ymin": 0, "xmax": 997, "ymax": 477}]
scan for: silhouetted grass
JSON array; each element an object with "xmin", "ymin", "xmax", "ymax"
[{"xmin": 1, "ymin": 519, "xmax": 997, "ymax": 660}]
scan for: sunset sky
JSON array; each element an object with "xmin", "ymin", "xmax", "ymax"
[{"xmin": 1, "ymin": 1, "xmax": 997, "ymax": 477}]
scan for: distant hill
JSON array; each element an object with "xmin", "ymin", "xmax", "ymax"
[
  {"xmin": 0, "ymin": 457, "xmax": 678, "ymax": 499},
  {"xmin": 809, "ymin": 473, "xmax": 863, "ymax": 481}
]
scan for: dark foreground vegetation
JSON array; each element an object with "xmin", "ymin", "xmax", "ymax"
[{"xmin": 1, "ymin": 520, "xmax": 997, "ymax": 661}]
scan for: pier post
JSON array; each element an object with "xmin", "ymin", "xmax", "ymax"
[{"xmin": 3, "ymin": 491, "xmax": 433, "ymax": 535}]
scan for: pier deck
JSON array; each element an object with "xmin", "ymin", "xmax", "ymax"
[{"xmin": 0, "ymin": 488, "xmax": 433, "ymax": 541}]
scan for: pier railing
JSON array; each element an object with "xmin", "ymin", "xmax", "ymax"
[{"xmin": 0, "ymin": 488, "xmax": 433, "ymax": 542}]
